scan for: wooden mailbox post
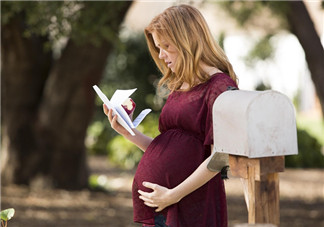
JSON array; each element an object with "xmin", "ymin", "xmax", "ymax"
[{"xmin": 208, "ymin": 90, "xmax": 298, "ymax": 226}]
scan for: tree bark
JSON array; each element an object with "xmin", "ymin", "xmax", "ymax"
[
  {"xmin": 35, "ymin": 39, "xmax": 111, "ymax": 189},
  {"xmin": 1, "ymin": 15, "xmax": 52, "ymax": 185},
  {"xmin": 1, "ymin": 2, "xmax": 132, "ymax": 189},
  {"xmin": 286, "ymin": 1, "xmax": 324, "ymax": 116}
]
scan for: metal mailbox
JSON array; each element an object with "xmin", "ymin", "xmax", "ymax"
[
  {"xmin": 212, "ymin": 90, "xmax": 298, "ymax": 158},
  {"xmin": 210, "ymin": 89, "xmax": 299, "ymax": 226}
]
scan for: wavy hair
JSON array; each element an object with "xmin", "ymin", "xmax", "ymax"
[{"xmin": 145, "ymin": 4, "xmax": 238, "ymax": 92}]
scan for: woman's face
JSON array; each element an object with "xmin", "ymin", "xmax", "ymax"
[{"xmin": 152, "ymin": 32, "xmax": 179, "ymax": 72}]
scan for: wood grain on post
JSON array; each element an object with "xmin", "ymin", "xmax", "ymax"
[{"xmin": 229, "ymin": 155, "xmax": 282, "ymax": 226}]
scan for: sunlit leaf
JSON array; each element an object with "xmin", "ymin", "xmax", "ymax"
[{"xmin": 0, "ymin": 208, "xmax": 15, "ymax": 221}]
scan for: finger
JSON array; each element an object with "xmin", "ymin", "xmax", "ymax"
[
  {"xmin": 138, "ymin": 190, "xmax": 152, "ymax": 198},
  {"xmin": 144, "ymin": 202, "xmax": 158, "ymax": 208},
  {"xmin": 155, "ymin": 207, "xmax": 163, "ymax": 212},
  {"xmin": 142, "ymin": 182, "xmax": 157, "ymax": 190},
  {"xmin": 111, "ymin": 114, "xmax": 118, "ymax": 127},
  {"xmin": 139, "ymin": 196, "xmax": 154, "ymax": 204},
  {"xmin": 103, "ymin": 104, "xmax": 108, "ymax": 115},
  {"xmin": 108, "ymin": 109, "xmax": 113, "ymax": 122}
]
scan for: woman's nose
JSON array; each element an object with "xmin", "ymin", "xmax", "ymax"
[{"xmin": 159, "ymin": 49, "xmax": 166, "ymax": 59}]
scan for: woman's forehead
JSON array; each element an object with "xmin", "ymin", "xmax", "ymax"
[
  {"xmin": 152, "ymin": 31, "xmax": 170, "ymax": 47},
  {"xmin": 152, "ymin": 32, "xmax": 163, "ymax": 46}
]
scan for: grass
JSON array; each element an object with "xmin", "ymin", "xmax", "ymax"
[{"xmin": 296, "ymin": 113, "xmax": 324, "ymax": 147}]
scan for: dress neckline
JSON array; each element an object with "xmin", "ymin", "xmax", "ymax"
[{"xmin": 173, "ymin": 72, "xmax": 224, "ymax": 93}]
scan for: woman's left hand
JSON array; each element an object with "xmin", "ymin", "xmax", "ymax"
[{"xmin": 138, "ymin": 182, "xmax": 180, "ymax": 212}]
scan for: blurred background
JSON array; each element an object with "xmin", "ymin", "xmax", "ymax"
[{"xmin": 1, "ymin": 0, "xmax": 323, "ymax": 226}]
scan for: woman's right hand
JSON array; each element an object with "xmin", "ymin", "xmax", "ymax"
[
  {"xmin": 103, "ymin": 104, "xmax": 131, "ymax": 136},
  {"xmin": 103, "ymin": 104, "xmax": 153, "ymax": 152}
]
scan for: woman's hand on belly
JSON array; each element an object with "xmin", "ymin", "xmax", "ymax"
[
  {"xmin": 138, "ymin": 182, "xmax": 181, "ymax": 212},
  {"xmin": 138, "ymin": 145, "xmax": 219, "ymax": 212}
]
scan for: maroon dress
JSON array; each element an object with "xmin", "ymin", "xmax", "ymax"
[{"xmin": 132, "ymin": 73, "xmax": 238, "ymax": 227}]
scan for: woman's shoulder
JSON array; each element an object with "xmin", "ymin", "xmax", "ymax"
[
  {"xmin": 209, "ymin": 72, "xmax": 233, "ymax": 82},
  {"xmin": 207, "ymin": 72, "xmax": 237, "ymax": 89},
  {"xmin": 204, "ymin": 72, "xmax": 238, "ymax": 101}
]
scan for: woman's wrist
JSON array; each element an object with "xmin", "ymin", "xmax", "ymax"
[
  {"xmin": 170, "ymin": 186, "xmax": 184, "ymax": 204},
  {"xmin": 123, "ymin": 128, "xmax": 153, "ymax": 152}
]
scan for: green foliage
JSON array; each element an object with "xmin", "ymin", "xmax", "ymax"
[
  {"xmin": 219, "ymin": 1, "xmax": 289, "ymax": 29},
  {"xmin": 217, "ymin": 31, "xmax": 226, "ymax": 50},
  {"xmin": 219, "ymin": 1, "xmax": 264, "ymax": 27},
  {"xmin": 286, "ymin": 128, "xmax": 324, "ymax": 168},
  {"xmin": 88, "ymin": 174, "xmax": 109, "ymax": 192},
  {"xmin": 1, "ymin": 1, "xmax": 27, "ymax": 24},
  {"xmin": 265, "ymin": 1, "xmax": 290, "ymax": 25},
  {"xmin": 218, "ymin": 1, "xmax": 291, "ymax": 67},
  {"xmin": 2, "ymin": 1, "xmax": 74, "ymax": 40},
  {"xmin": 255, "ymin": 81, "xmax": 272, "ymax": 91},
  {"xmin": 102, "ymin": 34, "xmax": 162, "ymax": 113},
  {"xmin": 86, "ymin": 120, "xmax": 117, "ymax": 155},
  {"xmin": 0, "ymin": 209, "xmax": 15, "ymax": 222},
  {"xmin": 107, "ymin": 114, "xmax": 160, "ymax": 169},
  {"xmin": 1, "ymin": 1, "xmax": 130, "ymax": 46},
  {"xmin": 297, "ymin": 115, "xmax": 324, "ymax": 146},
  {"xmin": 1, "ymin": 208, "xmax": 15, "ymax": 227},
  {"xmin": 70, "ymin": 1, "xmax": 130, "ymax": 46},
  {"xmin": 244, "ymin": 34, "xmax": 274, "ymax": 67},
  {"xmin": 107, "ymin": 135, "xmax": 143, "ymax": 169}
]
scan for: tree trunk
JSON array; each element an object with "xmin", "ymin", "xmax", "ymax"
[
  {"xmin": 286, "ymin": 1, "xmax": 324, "ymax": 116},
  {"xmin": 35, "ymin": 39, "xmax": 112, "ymax": 189},
  {"xmin": 1, "ymin": 15, "xmax": 52, "ymax": 185},
  {"xmin": 1, "ymin": 2, "xmax": 132, "ymax": 189}
]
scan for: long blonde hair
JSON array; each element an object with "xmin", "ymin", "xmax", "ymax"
[{"xmin": 145, "ymin": 4, "xmax": 238, "ymax": 92}]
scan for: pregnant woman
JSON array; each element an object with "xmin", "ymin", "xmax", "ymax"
[{"xmin": 103, "ymin": 4, "xmax": 238, "ymax": 227}]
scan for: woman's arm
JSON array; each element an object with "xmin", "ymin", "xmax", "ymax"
[
  {"xmin": 104, "ymin": 104, "xmax": 153, "ymax": 152},
  {"xmin": 138, "ymin": 145, "xmax": 218, "ymax": 212}
]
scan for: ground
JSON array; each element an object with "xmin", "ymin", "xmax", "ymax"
[{"xmin": 1, "ymin": 155, "xmax": 323, "ymax": 227}]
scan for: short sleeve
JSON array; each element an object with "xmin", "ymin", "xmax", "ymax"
[{"xmin": 203, "ymin": 74, "xmax": 238, "ymax": 147}]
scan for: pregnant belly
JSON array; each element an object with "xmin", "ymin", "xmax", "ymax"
[{"xmin": 134, "ymin": 129, "xmax": 205, "ymax": 192}]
